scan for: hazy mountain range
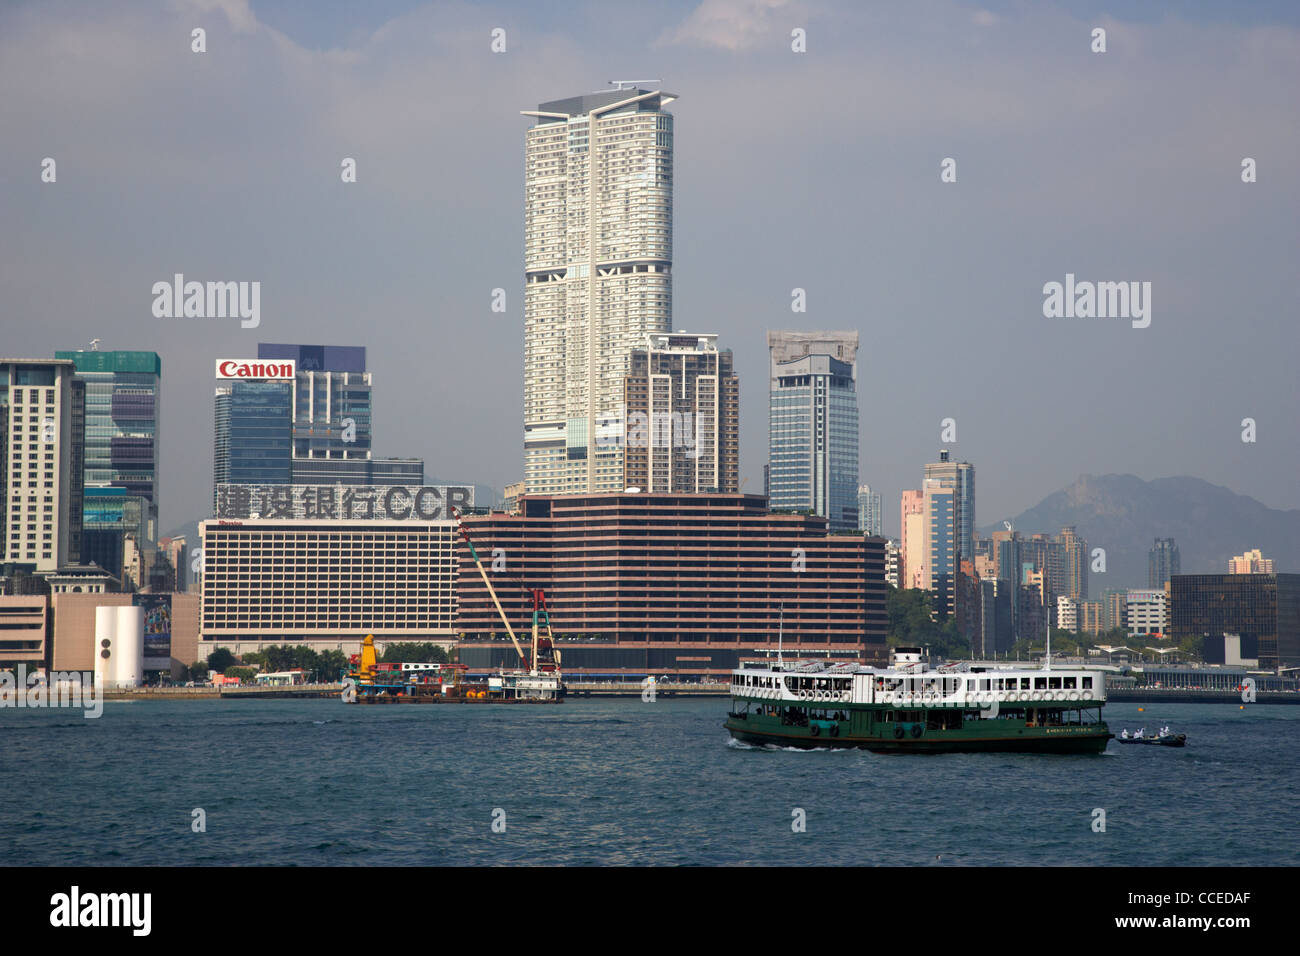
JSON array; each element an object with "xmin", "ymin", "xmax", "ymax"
[{"xmin": 980, "ymin": 474, "xmax": 1299, "ymax": 592}]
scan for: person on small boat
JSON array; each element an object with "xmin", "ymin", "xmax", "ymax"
[
  {"xmin": 1159, "ymin": 725, "xmax": 1171, "ymax": 737},
  {"xmin": 1134, "ymin": 728, "xmax": 1145, "ymax": 739},
  {"xmin": 1120, "ymin": 729, "xmax": 1130, "ymax": 739}
]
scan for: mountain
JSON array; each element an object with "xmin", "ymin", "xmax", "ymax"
[{"xmin": 979, "ymin": 474, "xmax": 1300, "ymax": 591}]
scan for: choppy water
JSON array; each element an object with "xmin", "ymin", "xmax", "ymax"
[{"xmin": 2, "ymin": 698, "xmax": 1295, "ymax": 865}]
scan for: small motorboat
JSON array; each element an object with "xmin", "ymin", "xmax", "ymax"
[{"xmin": 1117, "ymin": 729, "xmax": 1186, "ymax": 747}]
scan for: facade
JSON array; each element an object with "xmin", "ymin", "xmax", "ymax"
[
  {"xmin": 1, "ymin": 359, "xmax": 84, "ymax": 573},
  {"xmin": 455, "ymin": 493, "xmax": 887, "ymax": 679},
  {"xmin": 1057, "ymin": 595, "xmax": 1079, "ymax": 632},
  {"xmin": 857, "ymin": 484, "xmax": 882, "ymax": 536},
  {"xmin": 621, "ymin": 333, "xmax": 738, "ymax": 493},
  {"xmin": 213, "ymin": 380, "xmax": 293, "ymax": 501},
  {"xmin": 884, "ymin": 539, "xmax": 900, "ymax": 589},
  {"xmin": 522, "ymin": 88, "xmax": 677, "ymax": 495},
  {"xmin": 51, "ymin": 592, "xmax": 199, "ymax": 677},
  {"xmin": 1228, "ymin": 549, "xmax": 1274, "ymax": 574},
  {"xmin": 767, "ymin": 331, "xmax": 860, "ymax": 531},
  {"xmin": 1103, "ymin": 589, "xmax": 1127, "ymax": 632},
  {"xmin": 900, "ymin": 489, "xmax": 925, "ymax": 589},
  {"xmin": 199, "ymin": 518, "xmax": 459, "ymax": 652},
  {"xmin": 1149, "ymin": 537, "xmax": 1180, "ymax": 589},
  {"xmin": 0, "ymin": 594, "xmax": 48, "ymax": 666},
  {"xmin": 1126, "ymin": 589, "xmax": 1167, "ymax": 638},
  {"xmin": 1169, "ymin": 573, "xmax": 1300, "ymax": 669},
  {"xmin": 1078, "ymin": 600, "xmax": 1105, "ymax": 635},
  {"xmin": 922, "ymin": 450, "xmax": 975, "ymax": 570},
  {"xmin": 54, "ymin": 349, "xmax": 161, "ymax": 578},
  {"xmin": 1058, "ymin": 525, "xmax": 1088, "ymax": 600},
  {"xmin": 922, "ymin": 479, "xmax": 957, "ymax": 617}
]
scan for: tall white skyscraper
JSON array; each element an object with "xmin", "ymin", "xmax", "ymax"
[
  {"xmin": 857, "ymin": 483, "xmax": 882, "ymax": 536},
  {"xmin": 522, "ymin": 87, "xmax": 677, "ymax": 493}
]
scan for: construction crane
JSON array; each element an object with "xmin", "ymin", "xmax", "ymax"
[{"xmin": 451, "ymin": 507, "xmax": 560, "ymax": 676}]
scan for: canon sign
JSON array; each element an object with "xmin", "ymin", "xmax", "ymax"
[{"xmin": 215, "ymin": 359, "xmax": 297, "ymax": 380}]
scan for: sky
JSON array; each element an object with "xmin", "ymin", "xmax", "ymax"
[{"xmin": 2, "ymin": 0, "xmax": 1296, "ymax": 536}]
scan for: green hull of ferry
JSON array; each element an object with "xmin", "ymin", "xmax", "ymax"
[{"xmin": 725, "ymin": 703, "xmax": 1112, "ymax": 754}]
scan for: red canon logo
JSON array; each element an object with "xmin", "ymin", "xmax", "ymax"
[{"xmin": 215, "ymin": 359, "xmax": 296, "ymax": 380}]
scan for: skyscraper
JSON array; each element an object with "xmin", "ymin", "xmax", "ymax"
[
  {"xmin": 767, "ymin": 331, "xmax": 860, "ymax": 531},
  {"xmin": 522, "ymin": 87, "xmax": 677, "ymax": 494},
  {"xmin": 213, "ymin": 379, "xmax": 293, "ymax": 501},
  {"xmin": 923, "ymin": 450, "xmax": 975, "ymax": 566},
  {"xmin": 256, "ymin": 343, "xmax": 423, "ymax": 485},
  {"xmin": 1, "ymin": 358, "xmax": 84, "ymax": 573},
  {"xmin": 857, "ymin": 484, "xmax": 882, "ymax": 536},
  {"xmin": 54, "ymin": 348, "xmax": 161, "ymax": 579},
  {"xmin": 923, "ymin": 478, "xmax": 957, "ymax": 616},
  {"xmin": 1149, "ymin": 537, "xmax": 1180, "ymax": 589},
  {"xmin": 622, "ymin": 332, "xmax": 738, "ymax": 493},
  {"xmin": 1058, "ymin": 525, "xmax": 1088, "ymax": 600}
]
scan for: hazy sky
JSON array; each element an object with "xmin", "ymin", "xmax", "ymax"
[{"xmin": 2, "ymin": 0, "xmax": 1296, "ymax": 535}]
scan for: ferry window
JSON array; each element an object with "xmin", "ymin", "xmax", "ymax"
[
  {"xmin": 1021, "ymin": 678, "xmax": 1031, "ymax": 689},
  {"xmin": 1035, "ymin": 677, "xmax": 1047, "ymax": 689},
  {"xmin": 1064, "ymin": 676, "xmax": 1076, "ymax": 689},
  {"xmin": 1083, "ymin": 676, "xmax": 1093, "ymax": 689},
  {"xmin": 981, "ymin": 679, "xmax": 990, "ymax": 691},
  {"xmin": 1049, "ymin": 677, "xmax": 1061, "ymax": 689}
]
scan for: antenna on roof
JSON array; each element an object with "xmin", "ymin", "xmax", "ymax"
[
  {"xmin": 608, "ymin": 79, "xmax": 662, "ymax": 91},
  {"xmin": 90, "ymin": 338, "xmax": 101, "ymax": 351}
]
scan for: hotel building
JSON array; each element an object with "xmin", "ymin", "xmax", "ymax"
[{"xmin": 455, "ymin": 493, "xmax": 887, "ymax": 679}]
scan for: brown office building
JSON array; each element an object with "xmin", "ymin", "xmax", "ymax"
[
  {"xmin": 455, "ymin": 493, "xmax": 887, "ymax": 679},
  {"xmin": 622, "ymin": 333, "xmax": 739, "ymax": 494}
]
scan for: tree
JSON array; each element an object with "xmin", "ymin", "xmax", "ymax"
[
  {"xmin": 224, "ymin": 666, "xmax": 256, "ymax": 682},
  {"xmin": 378, "ymin": 642, "xmax": 449, "ymax": 664},
  {"xmin": 207, "ymin": 647, "xmax": 237, "ymax": 673},
  {"xmin": 317, "ymin": 650, "xmax": 349, "ymax": 682}
]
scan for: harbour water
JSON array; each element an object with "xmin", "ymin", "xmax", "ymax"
[{"xmin": 2, "ymin": 698, "xmax": 1295, "ymax": 866}]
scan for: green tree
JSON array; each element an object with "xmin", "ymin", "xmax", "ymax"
[
  {"xmin": 317, "ymin": 649, "xmax": 349, "ymax": 682},
  {"xmin": 224, "ymin": 666, "xmax": 257, "ymax": 682},
  {"xmin": 378, "ymin": 642, "xmax": 449, "ymax": 664},
  {"xmin": 207, "ymin": 647, "xmax": 237, "ymax": 673}
]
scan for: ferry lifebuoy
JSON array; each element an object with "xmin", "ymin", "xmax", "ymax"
[
  {"xmin": 910, "ymin": 723, "xmax": 923, "ymax": 738},
  {"xmin": 1069, "ymin": 691, "xmax": 1079, "ymax": 701},
  {"xmin": 894, "ymin": 725, "xmax": 905, "ymax": 739},
  {"xmin": 810, "ymin": 723, "xmax": 821, "ymax": 737},
  {"xmin": 1082, "ymin": 690, "xmax": 1093, "ymax": 700}
]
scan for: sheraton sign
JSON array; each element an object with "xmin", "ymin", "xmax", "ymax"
[
  {"xmin": 215, "ymin": 483, "xmax": 474, "ymax": 521},
  {"xmin": 215, "ymin": 359, "xmax": 296, "ymax": 380}
]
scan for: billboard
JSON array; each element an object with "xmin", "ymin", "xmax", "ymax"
[
  {"xmin": 214, "ymin": 483, "xmax": 474, "ymax": 521},
  {"xmin": 134, "ymin": 593, "xmax": 172, "ymax": 670}
]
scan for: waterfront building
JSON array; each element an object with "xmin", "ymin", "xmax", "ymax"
[
  {"xmin": 522, "ymin": 87, "xmax": 677, "ymax": 495},
  {"xmin": 1149, "ymin": 537, "xmax": 1180, "ymax": 589},
  {"xmin": 0, "ymin": 594, "xmax": 48, "ymax": 667},
  {"xmin": 50, "ymin": 591, "xmax": 199, "ymax": 678},
  {"xmin": 621, "ymin": 332, "xmax": 738, "ymax": 493},
  {"xmin": 1228, "ymin": 549, "xmax": 1274, "ymax": 574},
  {"xmin": 1, "ymin": 358, "xmax": 84, "ymax": 574},
  {"xmin": 767, "ymin": 331, "xmax": 860, "ymax": 531},
  {"xmin": 213, "ymin": 378, "xmax": 293, "ymax": 500},
  {"xmin": 54, "ymin": 349, "xmax": 161, "ymax": 578},
  {"xmin": 1168, "ymin": 573, "xmax": 1300, "ymax": 669},
  {"xmin": 1126, "ymin": 589, "xmax": 1167, "ymax": 638},
  {"xmin": 857, "ymin": 484, "xmax": 882, "ymax": 536},
  {"xmin": 199, "ymin": 517, "xmax": 459, "ymax": 655},
  {"xmin": 455, "ymin": 493, "xmax": 887, "ymax": 679},
  {"xmin": 1103, "ymin": 589, "xmax": 1127, "ymax": 632}
]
